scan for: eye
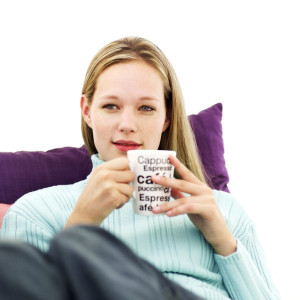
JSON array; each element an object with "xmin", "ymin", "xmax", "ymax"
[
  {"xmin": 103, "ymin": 104, "xmax": 118, "ymax": 110},
  {"xmin": 139, "ymin": 105, "xmax": 155, "ymax": 112}
]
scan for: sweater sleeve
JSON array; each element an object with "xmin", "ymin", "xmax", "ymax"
[
  {"xmin": 214, "ymin": 226, "xmax": 281, "ymax": 300},
  {"xmin": 0, "ymin": 210, "xmax": 54, "ymax": 252},
  {"xmin": 0, "ymin": 185, "xmax": 75, "ymax": 251}
]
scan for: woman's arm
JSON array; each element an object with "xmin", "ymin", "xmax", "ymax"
[
  {"xmin": 152, "ymin": 155, "xmax": 237, "ymax": 256},
  {"xmin": 65, "ymin": 157, "xmax": 134, "ymax": 228},
  {"xmin": 1, "ymin": 208, "xmax": 55, "ymax": 252},
  {"xmin": 152, "ymin": 155, "xmax": 280, "ymax": 299},
  {"xmin": 214, "ymin": 229, "xmax": 281, "ymax": 299}
]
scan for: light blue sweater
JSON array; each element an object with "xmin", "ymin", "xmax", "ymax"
[{"xmin": 1, "ymin": 155, "xmax": 280, "ymax": 300}]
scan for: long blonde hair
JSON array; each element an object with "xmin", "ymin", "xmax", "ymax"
[{"xmin": 81, "ymin": 37, "xmax": 207, "ymax": 184}]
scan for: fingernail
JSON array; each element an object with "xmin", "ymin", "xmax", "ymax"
[
  {"xmin": 166, "ymin": 210, "xmax": 173, "ymax": 216},
  {"xmin": 153, "ymin": 206, "xmax": 160, "ymax": 212}
]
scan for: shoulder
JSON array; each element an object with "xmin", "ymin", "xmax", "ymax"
[
  {"xmin": 212, "ymin": 189, "xmax": 254, "ymax": 234},
  {"xmin": 13, "ymin": 179, "xmax": 86, "ymax": 207},
  {"xmin": 213, "ymin": 189, "xmax": 246, "ymax": 213},
  {"xmin": 5, "ymin": 179, "xmax": 86, "ymax": 229},
  {"xmin": 212, "ymin": 189, "xmax": 239, "ymax": 211}
]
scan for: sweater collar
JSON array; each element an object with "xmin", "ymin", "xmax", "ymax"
[{"xmin": 91, "ymin": 154, "xmax": 105, "ymax": 169}]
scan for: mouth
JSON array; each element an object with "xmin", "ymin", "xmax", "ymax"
[{"xmin": 113, "ymin": 140, "xmax": 141, "ymax": 152}]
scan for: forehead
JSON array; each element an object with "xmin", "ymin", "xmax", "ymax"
[{"xmin": 95, "ymin": 61, "xmax": 164, "ymax": 95}]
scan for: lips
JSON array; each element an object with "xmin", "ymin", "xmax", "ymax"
[{"xmin": 113, "ymin": 140, "xmax": 141, "ymax": 152}]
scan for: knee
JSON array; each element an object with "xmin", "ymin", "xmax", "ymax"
[
  {"xmin": 48, "ymin": 225, "xmax": 136, "ymax": 263},
  {"xmin": 0, "ymin": 240, "xmax": 46, "ymax": 267},
  {"xmin": 0, "ymin": 241, "xmax": 68, "ymax": 300},
  {"xmin": 49, "ymin": 225, "xmax": 120, "ymax": 256}
]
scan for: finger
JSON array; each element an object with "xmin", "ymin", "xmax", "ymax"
[
  {"xmin": 109, "ymin": 170, "xmax": 135, "ymax": 183},
  {"xmin": 169, "ymin": 155, "xmax": 202, "ymax": 185},
  {"xmin": 117, "ymin": 182, "xmax": 134, "ymax": 199},
  {"xmin": 166, "ymin": 202, "xmax": 203, "ymax": 217},
  {"xmin": 156, "ymin": 198, "xmax": 208, "ymax": 217},
  {"xmin": 116, "ymin": 203, "xmax": 125, "ymax": 209},
  {"xmin": 171, "ymin": 188, "xmax": 185, "ymax": 199},
  {"xmin": 112, "ymin": 191, "xmax": 130, "ymax": 209},
  {"xmin": 152, "ymin": 175, "xmax": 205, "ymax": 196},
  {"xmin": 110, "ymin": 185, "xmax": 133, "ymax": 209},
  {"xmin": 95, "ymin": 169, "xmax": 134, "ymax": 183},
  {"xmin": 99, "ymin": 157, "xmax": 131, "ymax": 171},
  {"xmin": 153, "ymin": 197, "xmax": 186, "ymax": 213}
]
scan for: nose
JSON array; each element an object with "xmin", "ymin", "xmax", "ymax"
[{"xmin": 118, "ymin": 109, "xmax": 137, "ymax": 133}]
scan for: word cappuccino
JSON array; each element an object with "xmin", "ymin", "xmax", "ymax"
[
  {"xmin": 138, "ymin": 156, "xmax": 173, "ymax": 172},
  {"xmin": 127, "ymin": 150, "xmax": 176, "ymax": 216}
]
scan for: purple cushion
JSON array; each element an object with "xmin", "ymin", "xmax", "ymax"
[
  {"xmin": 0, "ymin": 146, "xmax": 92, "ymax": 204},
  {"xmin": 189, "ymin": 103, "xmax": 229, "ymax": 192},
  {"xmin": 0, "ymin": 103, "xmax": 229, "ymax": 205}
]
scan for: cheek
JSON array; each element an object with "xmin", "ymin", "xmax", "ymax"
[
  {"xmin": 142, "ymin": 119, "xmax": 163, "ymax": 132},
  {"xmin": 91, "ymin": 117, "xmax": 113, "ymax": 140},
  {"xmin": 142, "ymin": 117, "xmax": 166, "ymax": 143}
]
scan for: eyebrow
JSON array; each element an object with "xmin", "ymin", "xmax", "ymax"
[{"xmin": 97, "ymin": 95, "xmax": 160, "ymax": 101}]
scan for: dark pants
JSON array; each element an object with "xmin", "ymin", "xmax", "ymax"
[{"xmin": 0, "ymin": 226, "xmax": 204, "ymax": 300}]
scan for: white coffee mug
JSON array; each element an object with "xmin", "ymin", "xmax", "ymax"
[{"xmin": 127, "ymin": 150, "xmax": 176, "ymax": 216}]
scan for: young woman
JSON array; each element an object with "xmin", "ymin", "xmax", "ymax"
[{"xmin": 1, "ymin": 37, "xmax": 280, "ymax": 299}]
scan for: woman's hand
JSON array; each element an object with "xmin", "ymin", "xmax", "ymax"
[
  {"xmin": 152, "ymin": 155, "xmax": 236, "ymax": 256},
  {"xmin": 65, "ymin": 157, "xmax": 134, "ymax": 228}
]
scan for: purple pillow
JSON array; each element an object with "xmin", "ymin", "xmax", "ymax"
[
  {"xmin": 0, "ymin": 146, "xmax": 92, "ymax": 205},
  {"xmin": 189, "ymin": 103, "xmax": 229, "ymax": 192},
  {"xmin": 0, "ymin": 103, "xmax": 229, "ymax": 205}
]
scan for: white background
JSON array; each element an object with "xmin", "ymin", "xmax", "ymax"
[{"xmin": 0, "ymin": 1, "xmax": 299, "ymax": 298}]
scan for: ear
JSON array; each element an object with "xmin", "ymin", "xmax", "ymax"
[
  {"xmin": 162, "ymin": 114, "xmax": 170, "ymax": 132},
  {"xmin": 80, "ymin": 95, "xmax": 92, "ymax": 128}
]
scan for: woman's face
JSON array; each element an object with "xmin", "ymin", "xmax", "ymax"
[{"xmin": 81, "ymin": 60, "xmax": 170, "ymax": 161}]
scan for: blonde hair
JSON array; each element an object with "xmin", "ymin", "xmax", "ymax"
[{"xmin": 81, "ymin": 37, "xmax": 208, "ymax": 184}]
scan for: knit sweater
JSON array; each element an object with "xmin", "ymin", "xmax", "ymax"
[{"xmin": 1, "ymin": 155, "xmax": 280, "ymax": 300}]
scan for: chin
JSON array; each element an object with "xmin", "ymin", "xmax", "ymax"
[{"xmin": 111, "ymin": 152, "xmax": 128, "ymax": 161}]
